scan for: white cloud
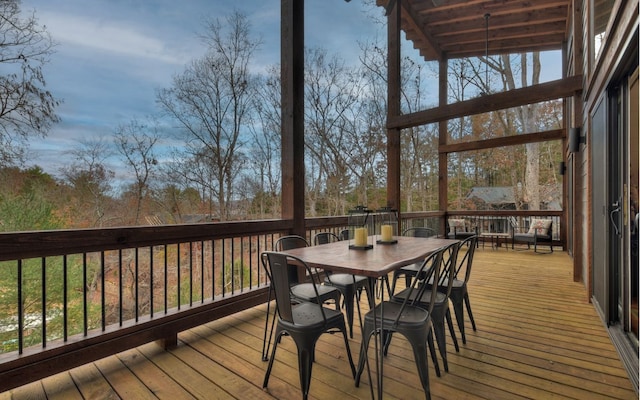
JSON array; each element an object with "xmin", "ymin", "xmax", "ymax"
[{"xmin": 39, "ymin": 11, "xmax": 193, "ymax": 65}]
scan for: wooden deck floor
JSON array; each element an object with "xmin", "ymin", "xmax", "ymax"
[{"xmin": 1, "ymin": 248, "xmax": 637, "ymax": 400}]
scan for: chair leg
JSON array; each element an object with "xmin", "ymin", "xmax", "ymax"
[
  {"xmin": 340, "ymin": 321, "xmax": 357, "ymax": 378},
  {"xmin": 432, "ymin": 317, "xmax": 449, "ymax": 372},
  {"xmin": 355, "ymin": 326, "xmax": 374, "ymax": 387},
  {"xmin": 342, "ymin": 286, "xmax": 356, "ymax": 339},
  {"xmin": 262, "ymin": 328, "xmax": 282, "ymax": 389},
  {"xmin": 332, "ymin": 291, "xmax": 341, "ymax": 311},
  {"xmin": 445, "ymin": 308, "xmax": 460, "ymax": 352},
  {"xmin": 464, "ymin": 293, "xmax": 477, "ymax": 331},
  {"xmin": 298, "ymin": 348, "xmax": 313, "ymax": 400},
  {"xmin": 262, "ymin": 287, "xmax": 276, "ymax": 361},
  {"xmin": 533, "ymin": 240, "xmax": 554, "ymax": 254},
  {"xmin": 408, "ymin": 334, "xmax": 432, "ymax": 400},
  {"xmin": 451, "ymin": 297, "xmax": 466, "ymax": 344},
  {"xmin": 427, "ymin": 329, "xmax": 441, "ymax": 378},
  {"xmin": 389, "ymin": 271, "xmax": 401, "ymax": 296}
]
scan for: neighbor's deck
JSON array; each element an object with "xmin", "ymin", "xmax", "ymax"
[{"xmin": 1, "ymin": 248, "xmax": 636, "ymax": 400}]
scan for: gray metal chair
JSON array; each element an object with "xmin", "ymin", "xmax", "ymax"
[
  {"xmin": 389, "ymin": 227, "xmax": 437, "ymax": 295},
  {"xmin": 438, "ymin": 235, "xmax": 478, "ymax": 344},
  {"xmin": 261, "ymin": 235, "xmax": 341, "ymax": 361},
  {"xmin": 446, "ymin": 218, "xmax": 478, "ymax": 241},
  {"xmin": 392, "ymin": 241, "xmax": 461, "ymax": 372},
  {"xmin": 511, "ymin": 218, "xmax": 554, "ymax": 253},
  {"xmin": 314, "ymin": 232, "xmax": 374, "ymax": 338},
  {"xmin": 261, "ymin": 251, "xmax": 355, "ymax": 400},
  {"xmin": 355, "ymin": 244, "xmax": 448, "ymax": 400}
]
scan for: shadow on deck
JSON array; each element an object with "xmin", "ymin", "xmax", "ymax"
[{"xmin": 1, "ymin": 249, "xmax": 636, "ymax": 400}]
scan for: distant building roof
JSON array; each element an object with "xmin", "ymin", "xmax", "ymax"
[
  {"xmin": 467, "ymin": 187, "xmax": 515, "ymax": 204},
  {"xmin": 467, "ymin": 185, "xmax": 562, "ymax": 210}
]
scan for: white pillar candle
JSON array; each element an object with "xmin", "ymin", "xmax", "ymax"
[{"xmin": 381, "ymin": 225, "xmax": 393, "ymax": 241}]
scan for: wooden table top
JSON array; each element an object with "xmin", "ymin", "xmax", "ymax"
[{"xmin": 279, "ymin": 236, "xmax": 459, "ymax": 278}]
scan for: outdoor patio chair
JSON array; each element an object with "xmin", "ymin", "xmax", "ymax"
[
  {"xmin": 355, "ymin": 244, "xmax": 448, "ymax": 399},
  {"xmin": 390, "ymin": 240, "xmax": 461, "ymax": 372},
  {"xmin": 314, "ymin": 232, "xmax": 374, "ymax": 338},
  {"xmin": 261, "ymin": 251, "xmax": 356, "ymax": 400},
  {"xmin": 437, "ymin": 235, "xmax": 478, "ymax": 344},
  {"xmin": 511, "ymin": 218, "xmax": 554, "ymax": 253},
  {"xmin": 389, "ymin": 227, "xmax": 437, "ymax": 295},
  {"xmin": 261, "ymin": 235, "xmax": 342, "ymax": 360},
  {"xmin": 446, "ymin": 218, "xmax": 478, "ymax": 242}
]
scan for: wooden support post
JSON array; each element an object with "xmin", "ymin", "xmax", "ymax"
[
  {"xmin": 281, "ymin": 0, "xmax": 305, "ymax": 237},
  {"xmin": 156, "ymin": 334, "xmax": 178, "ymax": 350},
  {"xmin": 438, "ymin": 59, "xmax": 448, "ymax": 236},
  {"xmin": 387, "ymin": 0, "xmax": 401, "ymax": 216}
]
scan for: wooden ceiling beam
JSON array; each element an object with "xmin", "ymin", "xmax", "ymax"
[
  {"xmin": 387, "ymin": 75, "xmax": 583, "ymax": 129},
  {"xmin": 440, "ymin": 129, "xmax": 564, "ymax": 154},
  {"xmin": 413, "ymin": 0, "xmax": 568, "ymax": 13},
  {"xmin": 400, "ymin": 0, "xmax": 443, "ymax": 61},
  {"xmin": 418, "ymin": 2, "xmax": 567, "ymax": 29},
  {"xmin": 445, "ymin": 43, "xmax": 563, "ymax": 59},
  {"xmin": 437, "ymin": 22, "xmax": 567, "ymax": 46},
  {"xmin": 430, "ymin": 11, "xmax": 568, "ymax": 37},
  {"xmin": 442, "ymin": 35, "xmax": 565, "ymax": 57}
]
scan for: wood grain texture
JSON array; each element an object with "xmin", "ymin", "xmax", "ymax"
[{"xmin": 3, "ymin": 249, "xmax": 636, "ymax": 400}]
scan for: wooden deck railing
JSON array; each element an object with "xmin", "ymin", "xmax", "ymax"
[{"xmin": 0, "ymin": 211, "xmax": 563, "ymax": 392}]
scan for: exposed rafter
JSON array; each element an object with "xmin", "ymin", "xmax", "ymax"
[{"xmin": 376, "ymin": 0, "xmax": 572, "ymax": 60}]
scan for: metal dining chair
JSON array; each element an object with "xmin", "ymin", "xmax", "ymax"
[
  {"xmin": 438, "ymin": 234, "xmax": 478, "ymax": 344},
  {"xmin": 261, "ymin": 251, "xmax": 355, "ymax": 400},
  {"xmin": 314, "ymin": 232, "xmax": 374, "ymax": 338},
  {"xmin": 389, "ymin": 227, "xmax": 438, "ymax": 295},
  {"xmin": 261, "ymin": 235, "xmax": 342, "ymax": 361},
  {"xmin": 391, "ymin": 240, "xmax": 461, "ymax": 372},
  {"xmin": 355, "ymin": 244, "xmax": 449, "ymax": 400}
]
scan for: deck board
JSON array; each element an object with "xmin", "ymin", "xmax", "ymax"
[{"xmin": 1, "ymin": 249, "xmax": 637, "ymax": 400}]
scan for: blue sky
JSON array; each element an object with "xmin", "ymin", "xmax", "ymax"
[
  {"xmin": 19, "ymin": 0, "xmax": 382, "ymax": 181},
  {"xmin": 18, "ymin": 1, "xmax": 561, "ymax": 185}
]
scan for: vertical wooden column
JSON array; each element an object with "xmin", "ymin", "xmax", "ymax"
[
  {"xmin": 438, "ymin": 59, "xmax": 449, "ymax": 235},
  {"xmin": 387, "ymin": 0, "xmax": 402, "ymax": 216},
  {"xmin": 281, "ymin": 0, "xmax": 305, "ymax": 236},
  {"xmin": 571, "ymin": 0, "xmax": 585, "ymax": 284}
]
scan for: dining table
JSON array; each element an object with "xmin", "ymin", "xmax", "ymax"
[{"xmin": 278, "ymin": 235, "xmax": 459, "ymax": 399}]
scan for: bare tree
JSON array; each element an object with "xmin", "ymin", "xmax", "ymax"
[
  {"xmin": 157, "ymin": 10, "xmax": 259, "ymax": 221},
  {"xmin": 245, "ymin": 65, "xmax": 281, "ymax": 218},
  {"xmin": 114, "ymin": 117, "xmax": 160, "ymax": 224},
  {"xmin": 59, "ymin": 139, "xmax": 115, "ymax": 228},
  {"xmin": 359, "ymin": 39, "xmax": 436, "ymax": 212},
  {"xmin": 0, "ymin": 1, "xmax": 60, "ymax": 166},
  {"xmin": 491, "ymin": 53, "xmax": 543, "ymax": 209}
]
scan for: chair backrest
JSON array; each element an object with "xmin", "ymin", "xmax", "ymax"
[
  {"xmin": 391, "ymin": 244, "xmax": 451, "ymax": 328},
  {"xmin": 402, "ymin": 227, "xmax": 437, "ymax": 238},
  {"xmin": 454, "ymin": 235, "xmax": 478, "ymax": 284},
  {"xmin": 437, "ymin": 241, "xmax": 461, "ymax": 298},
  {"xmin": 339, "ymin": 229, "xmax": 350, "ymax": 241},
  {"xmin": 447, "ymin": 219, "xmax": 468, "ymax": 234},
  {"xmin": 261, "ymin": 251, "xmax": 327, "ymax": 324},
  {"xmin": 527, "ymin": 219, "xmax": 553, "ymax": 237},
  {"xmin": 273, "ymin": 235, "xmax": 309, "ymax": 284},
  {"xmin": 313, "ymin": 232, "xmax": 340, "ymax": 245},
  {"xmin": 274, "ymin": 235, "xmax": 309, "ymax": 251}
]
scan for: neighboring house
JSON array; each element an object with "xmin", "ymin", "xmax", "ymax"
[{"xmin": 466, "ymin": 185, "xmax": 562, "ymax": 210}]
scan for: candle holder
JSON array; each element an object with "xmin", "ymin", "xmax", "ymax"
[
  {"xmin": 376, "ymin": 207, "xmax": 398, "ymax": 244},
  {"xmin": 348, "ymin": 206, "xmax": 373, "ymax": 250}
]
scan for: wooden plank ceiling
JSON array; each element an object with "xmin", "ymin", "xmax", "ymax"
[{"xmin": 376, "ymin": 0, "xmax": 572, "ymax": 61}]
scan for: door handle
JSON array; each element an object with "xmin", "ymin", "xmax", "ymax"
[{"xmin": 610, "ymin": 200, "xmax": 621, "ymax": 236}]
